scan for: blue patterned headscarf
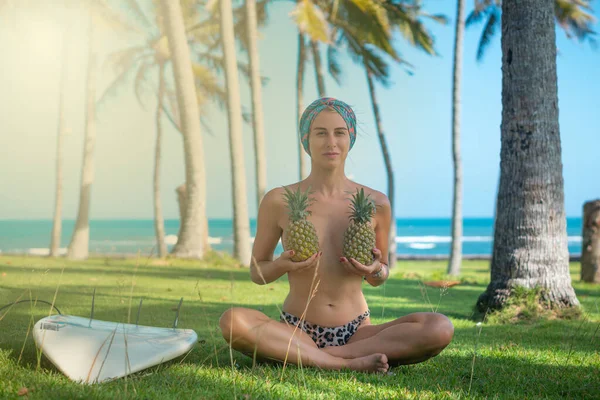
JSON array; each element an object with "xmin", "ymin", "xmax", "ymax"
[{"xmin": 299, "ymin": 97, "xmax": 357, "ymax": 155}]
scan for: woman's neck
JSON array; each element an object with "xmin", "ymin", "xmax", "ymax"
[{"xmin": 304, "ymin": 168, "xmax": 349, "ymax": 197}]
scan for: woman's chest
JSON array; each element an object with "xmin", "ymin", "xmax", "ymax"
[{"xmin": 280, "ymin": 200, "xmax": 375, "ymax": 249}]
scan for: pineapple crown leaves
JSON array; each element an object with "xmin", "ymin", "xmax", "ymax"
[
  {"xmin": 345, "ymin": 187, "xmax": 379, "ymax": 224},
  {"xmin": 282, "ymin": 185, "xmax": 316, "ymax": 221}
]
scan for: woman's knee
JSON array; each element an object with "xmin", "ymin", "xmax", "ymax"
[
  {"xmin": 427, "ymin": 313, "xmax": 454, "ymax": 353},
  {"xmin": 219, "ymin": 307, "xmax": 247, "ymax": 341}
]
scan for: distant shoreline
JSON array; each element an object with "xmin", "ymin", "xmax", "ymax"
[
  {"xmin": 396, "ymin": 254, "xmax": 582, "ymax": 262},
  {"xmin": 0, "ymin": 252, "xmax": 583, "ymax": 262}
]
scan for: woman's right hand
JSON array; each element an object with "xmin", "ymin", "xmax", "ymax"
[{"xmin": 275, "ymin": 250, "xmax": 322, "ymax": 273}]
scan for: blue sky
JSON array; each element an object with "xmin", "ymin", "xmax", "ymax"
[{"xmin": 0, "ymin": 1, "xmax": 598, "ymax": 220}]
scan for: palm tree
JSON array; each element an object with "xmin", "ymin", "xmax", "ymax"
[
  {"xmin": 153, "ymin": 61, "xmax": 168, "ymax": 257},
  {"xmin": 186, "ymin": 0, "xmax": 270, "ymax": 230},
  {"xmin": 476, "ymin": 0, "xmax": 579, "ymax": 312},
  {"xmin": 311, "ymin": 40, "xmax": 326, "ymax": 96},
  {"xmin": 160, "ymin": 0, "xmax": 208, "ymax": 258},
  {"xmin": 466, "ymin": 0, "xmax": 596, "ymax": 61},
  {"xmin": 365, "ymin": 67, "xmax": 397, "ymax": 266},
  {"xmin": 245, "ymin": 0, "xmax": 267, "ymax": 209},
  {"xmin": 446, "ymin": 0, "xmax": 594, "ymax": 272},
  {"xmin": 290, "ymin": 0, "xmax": 329, "ymax": 180},
  {"xmin": 220, "ymin": 0, "xmax": 252, "ymax": 266},
  {"xmin": 100, "ymin": 0, "xmax": 235, "ymax": 258},
  {"xmin": 447, "ymin": 0, "xmax": 465, "ymax": 276},
  {"xmin": 66, "ymin": 0, "xmax": 138, "ymax": 260},
  {"xmin": 297, "ymin": 32, "xmax": 308, "ymax": 180},
  {"xmin": 67, "ymin": 2, "xmax": 97, "ymax": 260},
  {"xmin": 49, "ymin": 26, "xmax": 70, "ymax": 258}
]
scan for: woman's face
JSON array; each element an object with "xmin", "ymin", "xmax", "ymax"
[{"xmin": 307, "ymin": 109, "xmax": 351, "ymax": 167}]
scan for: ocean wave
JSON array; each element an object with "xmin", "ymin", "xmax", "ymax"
[
  {"xmin": 89, "ymin": 236, "xmax": 223, "ymax": 246},
  {"xmin": 395, "ymin": 236, "xmax": 492, "ymax": 244},
  {"xmin": 408, "ymin": 243, "xmax": 436, "ymax": 250},
  {"xmin": 27, "ymin": 248, "xmax": 67, "ymax": 256},
  {"xmin": 0, "ymin": 234, "xmax": 582, "ymax": 256},
  {"xmin": 396, "ymin": 235, "xmax": 582, "ymax": 244}
]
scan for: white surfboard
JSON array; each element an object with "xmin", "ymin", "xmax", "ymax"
[{"xmin": 33, "ymin": 314, "xmax": 198, "ymax": 384}]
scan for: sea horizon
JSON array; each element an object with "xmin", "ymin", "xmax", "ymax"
[{"xmin": 0, "ymin": 217, "xmax": 584, "ymax": 258}]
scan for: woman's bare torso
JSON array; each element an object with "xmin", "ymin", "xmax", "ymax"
[{"xmin": 277, "ymin": 183, "xmax": 377, "ymax": 327}]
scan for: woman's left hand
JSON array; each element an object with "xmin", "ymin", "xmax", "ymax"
[{"xmin": 340, "ymin": 248, "xmax": 383, "ymax": 277}]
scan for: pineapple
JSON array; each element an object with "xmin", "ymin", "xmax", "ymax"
[
  {"xmin": 343, "ymin": 188, "xmax": 377, "ymax": 266},
  {"xmin": 282, "ymin": 186, "xmax": 320, "ymax": 262}
]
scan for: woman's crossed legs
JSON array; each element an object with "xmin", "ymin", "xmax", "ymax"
[{"xmin": 219, "ymin": 307, "xmax": 453, "ymax": 372}]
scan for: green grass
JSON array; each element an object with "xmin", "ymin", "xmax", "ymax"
[{"xmin": 0, "ymin": 254, "xmax": 598, "ymax": 399}]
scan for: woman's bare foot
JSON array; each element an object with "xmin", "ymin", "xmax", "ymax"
[
  {"xmin": 322, "ymin": 346, "xmax": 353, "ymax": 359},
  {"xmin": 345, "ymin": 353, "xmax": 389, "ymax": 373}
]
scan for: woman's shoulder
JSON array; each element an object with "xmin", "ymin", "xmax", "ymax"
[
  {"xmin": 262, "ymin": 182, "xmax": 304, "ymax": 207},
  {"xmin": 348, "ymin": 182, "xmax": 390, "ymax": 207}
]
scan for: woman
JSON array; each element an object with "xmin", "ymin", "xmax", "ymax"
[{"xmin": 219, "ymin": 98, "xmax": 454, "ymax": 373}]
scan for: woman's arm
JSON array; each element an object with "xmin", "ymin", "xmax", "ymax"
[
  {"xmin": 365, "ymin": 193, "xmax": 391, "ymax": 287},
  {"xmin": 250, "ymin": 189, "xmax": 287, "ymax": 285}
]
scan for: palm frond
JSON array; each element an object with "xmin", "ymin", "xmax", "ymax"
[
  {"xmin": 361, "ymin": 45, "xmax": 390, "ymax": 87},
  {"xmin": 117, "ymin": 0, "xmax": 155, "ymax": 33},
  {"xmin": 200, "ymin": 115, "xmax": 215, "ymax": 136},
  {"xmin": 242, "ymin": 107, "xmax": 253, "ymax": 125},
  {"xmin": 192, "ymin": 62, "xmax": 227, "ymax": 111},
  {"xmin": 163, "ymin": 82, "xmax": 181, "ymax": 134},
  {"xmin": 232, "ymin": 0, "xmax": 270, "ymax": 53},
  {"xmin": 236, "ymin": 61, "xmax": 270, "ymax": 86},
  {"xmin": 290, "ymin": 0, "xmax": 330, "ymax": 43},
  {"xmin": 92, "ymin": 0, "xmax": 144, "ymax": 35},
  {"xmin": 97, "ymin": 47, "xmax": 149, "ymax": 108},
  {"xmin": 133, "ymin": 60, "xmax": 156, "ymax": 108},
  {"xmin": 346, "ymin": 0, "xmax": 391, "ymax": 32},
  {"xmin": 383, "ymin": 1, "xmax": 437, "ymax": 55},
  {"xmin": 327, "ymin": 43, "xmax": 343, "ymax": 85},
  {"xmin": 329, "ymin": 0, "xmax": 392, "ymax": 54},
  {"xmin": 466, "ymin": 5, "xmax": 488, "ymax": 27},
  {"xmin": 421, "ymin": 13, "xmax": 448, "ymax": 25},
  {"xmin": 554, "ymin": 0, "xmax": 597, "ymax": 42},
  {"xmin": 476, "ymin": 8, "xmax": 499, "ymax": 62}
]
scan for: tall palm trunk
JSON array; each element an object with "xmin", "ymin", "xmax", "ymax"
[
  {"xmin": 50, "ymin": 29, "xmax": 69, "ymax": 257},
  {"xmin": 153, "ymin": 63, "xmax": 167, "ymax": 258},
  {"xmin": 162, "ymin": 0, "xmax": 207, "ymax": 258},
  {"xmin": 221, "ymin": 0, "xmax": 251, "ymax": 266},
  {"xmin": 477, "ymin": 0, "xmax": 579, "ymax": 311},
  {"xmin": 175, "ymin": 183, "xmax": 211, "ymax": 252},
  {"xmin": 366, "ymin": 68, "xmax": 396, "ymax": 268},
  {"xmin": 67, "ymin": 10, "xmax": 96, "ymax": 260},
  {"xmin": 245, "ymin": 0, "xmax": 267, "ymax": 209},
  {"xmin": 297, "ymin": 31, "xmax": 308, "ymax": 180},
  {"xmin": 311, "ymin": 40, "xmax": 326, "ymax": 97},
  {"xmin": 448, "ymin": 0, "xmax": 465, "ymax": 276}
]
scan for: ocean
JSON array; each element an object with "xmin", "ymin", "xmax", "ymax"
[{"xmin": 0, "ymin": 218, "xmax": 584, "ymax": 258}]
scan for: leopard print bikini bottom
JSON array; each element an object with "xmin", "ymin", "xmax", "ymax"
[{"xmin": 280, "ymin": 310, "xmax": 370, "ymax": 348}]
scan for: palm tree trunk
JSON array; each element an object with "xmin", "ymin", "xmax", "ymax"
[
  {"xmin": 477, "ymin": 0, "xmax": 579, "ymax": 311},
  {"xmin": 162, "ymin": 0, "xmax": 207, "ymax": 258},
  {"xmin": 50, "ymin": 29, "xmax": 69, "ymax": 258},
  {"xmin": 245, "ymin": 0, "xmax": 267, "ymax": 209},
  {"xmin": 175, "ymin": 183, "xmax": 210, "ymax": 252},
  {"xmin": 154, "ymin": 63, "xmax": 167, "ymax": 258},
  {"xmin": 297, "ymin": 31, "xmax": 308, "ymax": 180},
  {"xmin": 221, "ymin": 0, "xmax": 251, "ymax": 266},
  {"xmin": 311, "ymin": 40, "xmax": 326, "ymax": 97},
  {"xmin": 581, "ymin": 200, "xmax": 600, "ymax": 283},
  {"xmin": 67, "ymin": 9, "xmax": 96, "ymax": 260},
  {"xmin": 365, "ymin": 68, "xmax": 396, "ymax": 268},
  {"xmin": 448, "ymin": 0, "xmax": 465, "ymax": 276}
]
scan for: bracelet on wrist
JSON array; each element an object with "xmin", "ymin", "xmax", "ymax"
[{"xmin": 371, "ymin": 263, "xmax": 387, "ymax": 279}]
